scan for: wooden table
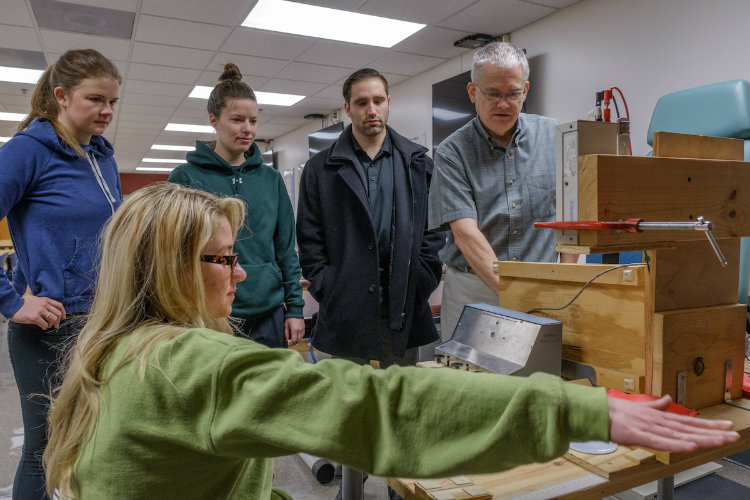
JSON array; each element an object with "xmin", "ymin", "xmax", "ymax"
[{"xmin": 387, "ymin": 399, "xmax": 749, "ymax": 500}]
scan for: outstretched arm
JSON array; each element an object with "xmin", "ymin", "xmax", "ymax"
[{"xmin": 608, "ymin": 395, "xmax": 739, "ymax": 453}]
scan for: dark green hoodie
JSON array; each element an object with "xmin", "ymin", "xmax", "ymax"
[{"xmin": 168, "ymin": 141, "xmax": 303, "ymax": 319}]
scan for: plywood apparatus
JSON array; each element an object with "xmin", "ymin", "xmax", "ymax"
[
  {"xmin": 498, "ymin": 141, "xmax": 749, "ymax": 409},
  {"xmin": 498, "ymin": 262, "xmax": 649, "ymax": 393},
  {"xmin": 573, "ymin": 154, "xmax": 749, "ymax": 251}
]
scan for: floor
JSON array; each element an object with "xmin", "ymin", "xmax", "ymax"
[{"xmin": 0, "ymin": 316, "xmax": 747, "ymax": 500}]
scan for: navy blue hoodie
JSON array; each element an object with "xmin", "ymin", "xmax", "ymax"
[{"xmin": 0, "ymin": 118, "xmax": 121, "ymax": 318}]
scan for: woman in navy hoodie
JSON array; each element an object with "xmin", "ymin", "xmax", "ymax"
[{"xmin": 0, "ymin": 49, "xmax": 122, "ymax": 500}]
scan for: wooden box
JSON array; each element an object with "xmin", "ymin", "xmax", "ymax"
[
  {"xmin": 498, "ymin": 148, "xmax": 748, "ymax": 409},
  {"xmin": 561, "ymin": 154, "xmax": 750, "ymax": 253},
  {"xmin": 497, "ymin": 253, "xmax": 745, "ymax": 408}
]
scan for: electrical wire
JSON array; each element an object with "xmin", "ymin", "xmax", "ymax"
[
  {"xmin": 609, "ymin": 86, "xmax": 630, "ymax": 119},
  {"xmin": 525, "ymin": 262, "xmax": 647, "ymax": 315},
  {"xmin": 611, "ymin": 94, "xmax": 620, "ymax": 119}
]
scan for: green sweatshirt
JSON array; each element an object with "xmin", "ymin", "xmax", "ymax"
[
  {"xmin": 73, "ymin": 328, "xmax": 610, "ymax": 499},
  {"xmin": 168, "ymin": 141, "xmax": 303, "ymax": 319}
]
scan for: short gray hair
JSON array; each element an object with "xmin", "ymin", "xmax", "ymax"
[{"xmin": 471, "ymin": 42, "xmax": 529, "ymax": 82}]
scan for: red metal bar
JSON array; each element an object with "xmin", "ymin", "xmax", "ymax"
[{"xmin": 534, "ymin": 218, "xmax": 644, "ymax": 233}]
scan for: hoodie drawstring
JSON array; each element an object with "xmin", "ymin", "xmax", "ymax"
[{"xmin": 86, "ymin": 152, "xmax": 117, "ymax": 215}]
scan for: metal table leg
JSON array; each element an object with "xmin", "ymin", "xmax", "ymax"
[
  {"xmin": 657, "ymin": 475, "xmax": 674, "ymax": 500},
  {"xmin": 342, "ymin": 465, "xmax": 364, "ymax": 500}
]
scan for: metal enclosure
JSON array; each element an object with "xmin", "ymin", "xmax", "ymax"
[
  {"xmin": 555, "ymin": 120, "xmax": 619, "ymax": 245},
  {"xmin": 435, "ymin": 304, "xmax": 562, "ymax": 376}
]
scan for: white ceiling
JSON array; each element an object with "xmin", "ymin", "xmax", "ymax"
[{"xmin": 0, "ymin": 0, "xmax": 579, "ymax": 172}]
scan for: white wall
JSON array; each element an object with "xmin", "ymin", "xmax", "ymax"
[
  {"xmin": 272, "ymin": 0, "xmax": 750, "ymax": 169},
  {"xmin": 513, "ymin": 0, "xmax": 750, "ymax": 155}
]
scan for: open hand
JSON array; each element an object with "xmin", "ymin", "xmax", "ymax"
[{"xmin": 608, "ymin": 395, "xmax": 740, "ymax": 453}]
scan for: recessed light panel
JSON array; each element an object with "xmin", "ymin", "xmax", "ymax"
[
  {"xmin": 165, "ymin": 123, "xmax": 215, "ymax": 133},
  {"xmin": 243, "ymin": 0, "xmax": 425, "ymax": 48},
  {"xmin": 136, "ymin": 166, "xmax": 175, "ymax": 172},
  {"xmin": 0, "ymin": 66, "xmax": 44, "ymax": 84},
  {"xmin": 189, "ymin": 85, "xmax": 304, "ymax": 106},
  {"xmin": 0, "ymin": 112, "xmax": 27, "ymax": 122},
  {"xmin": 151, "ymin": 144, "xmax": 196, "ymax": 151},
  {"xmin": 141, "ymin": 158, "xmax": 185, "ymax": 164}
]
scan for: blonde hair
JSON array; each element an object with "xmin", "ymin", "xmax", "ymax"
[
  {"xmin": 19, "ymin": 49, "xmax": 121, "ymax": 158},
  {"xmin": 44, "ymin": 183, "xmax": 245, "ymax": 498}
]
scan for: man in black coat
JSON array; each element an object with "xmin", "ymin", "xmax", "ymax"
[{"xmin": 297, "ymin": 68, "xmax": 444, "ymax": 366}]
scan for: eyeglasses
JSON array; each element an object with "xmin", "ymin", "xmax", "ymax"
[
  {"xmin": 472, "ymin": 83, "xmax": 526, "ymax": 102},
  {"xmin": 200, "ymin": 253, "xmax": 240, "ymax": 269}
]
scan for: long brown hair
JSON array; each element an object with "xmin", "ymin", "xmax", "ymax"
[
  {"xmin": 43, "ymin": 183, "xmax": 245, "ymax": 498},
  {"xmin": 19, "ymin": 49, "xmax": 121, "ymax": 157}
]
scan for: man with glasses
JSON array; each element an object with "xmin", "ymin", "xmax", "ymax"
[{"xmin": 428, "ymin": 41, "xmax": 575, "ymax": 341}]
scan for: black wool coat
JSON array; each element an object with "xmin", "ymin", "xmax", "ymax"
[{"xmin": 297, "ymin": 125, "xmax": 444, "ymax": 359}]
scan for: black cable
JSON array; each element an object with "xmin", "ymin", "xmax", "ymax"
[
  {"xmin": 611, "ymin": 93, "xmax": 621, "ymax": 119},
  {"xmin": 525, "ymin": 263, "xmax": 647, "ymax": 315}
]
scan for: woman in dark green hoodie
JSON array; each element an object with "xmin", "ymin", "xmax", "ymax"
[{"xmin": 168, "ymin": 63, "xmax": 304, "ymax": 348}]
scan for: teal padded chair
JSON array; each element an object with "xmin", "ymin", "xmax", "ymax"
[{"xmin": 647, "ymin": 80, "xmax": 750, "ymax": 303}]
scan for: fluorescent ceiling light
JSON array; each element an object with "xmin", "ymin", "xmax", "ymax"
[
  {"xmin": 189, "ymin": 85, "xmax": 304, "ymax": 106},
  {"xmin": 0, "ymin": 65, "xmax": 44, "ymax": 84},
  {"xmin": 142, "ymin": 158, "xmax": 185, "ymax": 164},
  {"xmin": 0, "ymin": 136, "xmax": 12, "ymax": 142},
  {"xmin": 243, "ymin": 0, "xmax": 424, "ymax": 48},
  {"xmin": 136, "ymin": 166, "xmax": 176, "ymax": 172},
  {"xmin": 165, "ymin": 123, "xmax": 215, "ymax": 133},
  {"xmin": 433, "ymin": 108, "xmax": 474, "ymax": 121},
  {"xmin": 151, "ymin": 144, "xmax": 196, "ymax": 151},
  {"xmin": 0, "ymin": 112, "xmax": 27, "ymax": 122}
]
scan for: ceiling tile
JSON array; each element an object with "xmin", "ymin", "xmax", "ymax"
[
  {"xmin": 141, "ymin": 0, "xmax": 252, "ymax": 26},
  {"xmin": 222, "ymin": 28, "xmax": 315, "ymax": 60},
  {"xmin": 195, "ymin": 71, "xmax": 268, "ymax": 91},
  {"xmin": 64, "ymin": 0, "xmax": 138, "ymax": 12},
  {"xmin": 258, "ymin": 78, "xmax": 326, "ymax": 95},
  {"xmin": 275, "ymin": 62, "xmax": 352, "ymax": 84},
  {"xmin": 313, "ymin": 84, "xmax": 345, "ymax": 100},
  {"xmin": 135, "ymin": 15, "xmax": 232, "ymax": 50},
  {"xmin": 291, "ymin": 0, "xmax": 367, "ymax": 9},
  {"xmin": 295, "ymin": 40, "xmax": 387, "ymax": 69},
  {"xmin": 263, "ymin": 116, "xmax": 309, "ymax": 126},
  {"xmin": 438, "ymin": 0, "xmax": 555, "ymax": 35},
  {"xmin": 131, "ymin": 42, "xmax": 215, "ymax": 69},
  {"xmin": 39, "ymin": 30, "xmax": 132, "ymax": 60},
  {"xmin": 31, "ymin": 0, "xmax": 135, "ymax": 39},
  {"xmin": 381, "ymin": 73, "xmax": 409, "ymax": 86},
  {"xmin": 209, "ymin": 53, "xmax": 289, "ymax": 78},
  {"xmin": 0, "ymin": 48, "xmax": 46, "ymax": 69},
  {"xmin": 0, "ymin": 102, "xmax": 29, "ymax": 113},
  {"xmin": 116, "ymin": 112, "xmax": 170, "ymax": 125},
  {"xmin": 170, "ymin": 108, "xmax": 211, "ymax": 122},
  {"xmin": 0, "ymin": 25, "xmax": 42, "ymax": 51},
  {"xmin": 0, "ymin": 93, "xmax": 33, "ymax": 109},
  {"xmin": 2, "ymin": 0, "xmax": 35, "ymax": 26},
  {"xmin": 127, "ymin": 63, "xmax": 202, "ymax": 85},
  {"xmin": 358, "ymin": 0, "xmax": 475, "ymax": 25},
  {"xmin": 524, "ymin": 0, "xmax": 579, "ymax": 8},
  {"xmin": 117, "ymin": 103, "xmax": 178, "ymax": 115},
  {"xmin": 392, "ymin": 26, "xmax": 473, "ymax": 59},
  {"xmin": 120, "ymin": 93, "xmax": 183, "ymax": 107},
  {"xmin": 124, "ymin": 80, "xmax": 192, "ymax": 97},
  {"xmin": 368, "ymin": 52, "xmax": 446, "ymax": 76}
]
